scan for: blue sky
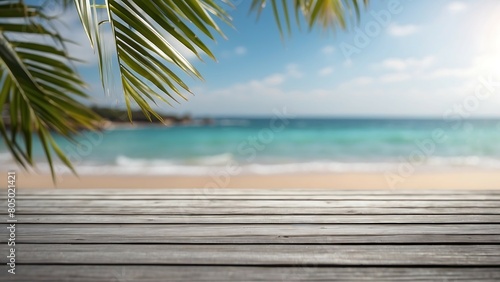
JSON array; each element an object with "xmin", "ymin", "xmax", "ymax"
[{"xmin": 64, "ymin": 0, "xmax": 500, "ymax": 117}]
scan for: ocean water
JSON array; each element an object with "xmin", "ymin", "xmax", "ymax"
[{"xmin": 2, "ymin": 118, "xmax": 500, "ymax": 175}]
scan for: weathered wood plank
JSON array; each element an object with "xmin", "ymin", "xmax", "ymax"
[
  {"xmin": 14, "ymin": 214, "xmax": 500, "ymax": 224},
  {"xmin": 7, "ymin": 188, "xmax": 500, "ymax": 196},
  {"xmin": 10, "ymin": 233, "xmax": 500, "ymax": 244},
  {"xmin": 4, "ymin": 224, "xmax": 500, "ymax": 244},
  {"xmin": 3, "ymin": 266, "xmax": 500, "ymax": 282},
  {"xmin": 3, "ymin": 244, "xmax": 500, "ymax": 265},
  {"xmin": 8, "ymin": 199, "xmax": 500, "ymax": 208},
  {"xmin": 9, "ymin": 194, "xmax": 500, "ymax": 200},
  {"xmin": 7, "ymin": 206, "xmax": 500, "ymax": 214}
]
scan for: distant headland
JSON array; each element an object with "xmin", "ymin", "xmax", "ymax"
[{"xmin": 91, "ymin": 106, "xmax": 214, "ymax": 128}]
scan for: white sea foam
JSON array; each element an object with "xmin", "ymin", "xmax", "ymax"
[
  {"xmin": 193, "ymin": 153, "xmax": 234, "ymax": 165},
  {"xmin": 426, "ymin": 156, "xmax": 500, "ymax": 169},
  {"xmin": 29, "ymin": 155, "xmax": 500, "ymax": 176},
  {"xmin": 0, "ymin": 152, "xmax": 17, "ymax": 170},
  {"xmin": 0, "ymin": 152, "xmax": 12, "ymax": 162},
  {"xmin": 116, "ymin": 155, "xmax": 175, "ymax": 167},
  {"xmin": 77, "ymin": 164, "xmax": 212, "ymax": 175},
  {"xmin": 244, "ymin": 162, "xmax": 396, "ymax": 174}
]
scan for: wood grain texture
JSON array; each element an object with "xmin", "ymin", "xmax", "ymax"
[
  {"xmin": 8, "ymin": 199, "xmax": 500, "ymax": 208},
  {"xmin": 3, "ymin": 244, "xmax": 500, "ymax": 265},
  {"xmin": 7, "ymin": 188, "xmax": 500, "ymax": 195},
  {"xmin": 7, "ymin": 206, "xmax": 500, "ymax": 214},
  {"xmin": 8, "ymin": 194, "xmax": 500, "ymax": 200},
  {"xmin": 3, "ymin": 266, "xmax": 500, "ymax": 282},
  {"xmin": 1, "ymin": 188, "xmax": 499, "ymax": 281},
  {"xmin": 3, "ymin": 224, "xmax": 500, "ymax": 244},
  {"xmin": 13, "ymin": 214, "xmax": 500, "ymax": 224}
]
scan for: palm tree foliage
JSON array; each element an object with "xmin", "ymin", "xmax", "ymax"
[
  {"xmin": 73, "ymin": 0, "xmax": 233, "ymax": 121},
  {"xmin": 0, "ymin": 0, "xmax": 100, "ymax": 179},
  {"xmin": 1, "ymin": 0, "xmax": 368, "ymax": 178},
  {"xmin": 250, "ymin": 0, "xmax": 368, "ymax": 36}
]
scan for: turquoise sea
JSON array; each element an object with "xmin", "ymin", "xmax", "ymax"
[{"xmin": 2, "ymin": 118, "xmax": 500, "ymax": 175}]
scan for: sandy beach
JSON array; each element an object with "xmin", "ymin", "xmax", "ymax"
[{"xmin": 10, "ymin": 171, "xmax": 500, "ymax": 190}]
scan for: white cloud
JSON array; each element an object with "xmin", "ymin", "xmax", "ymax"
[
  {"xmin": 217, "ymin": 64, "xmax": 302, "ymax": 94},
  {"xmin": 318, "ymin": 66, "xmax": 334, "ymax": 76},
  {"xmin": 219, "ymin": 46, "xmax": 248, "ymax": 59},
  {"xmin": 261, "ymin": 64, "xmax": 305, "ymax": 85},
  {"xmin": 209, "ymin": 77, "xmax": 285, "ymax": 104},
  {"xmin": 234, "ymin": 46, "xmax": 247, "ymax": 56},
  {"xmin": 169, "ymin": 52, "xmax": 500, "ymax": 117},
  {"xmin": 380, "ymin": 73, "xmax": 411, "ymax": 83},
  {"xmin": 343, "ymin": 59, "xmax": 353, "ymax": 68},
  {"xmin": 321, "ymin": 45, "xmax": 335, "ymax": 55},
  {"xmin": 380, "ymin": 56, "xmax": 435, "ymax": 71},
  {"xmin": 338, "ymin": 76, "xmax": 374, "ymax": 89},
  {"xmin": 448, "ymin": 2, "xmax": 467, "ymax": 13},
  {"xmin": 427, "ymin": 67, "xmax": 474, "ymax": 79},
  {"xmin": 387, "ymin": 23, "xmax": 419, "ymax": 37},
  {"xmin": 422, "ymin": 53, "xmax": 497, "ymax": 81},
  {"xmin": 351, "ymin": 76, "xmax": 374, "ymax": 85},
  {"xmin": 263, "ymin": 74, "xmax": 286, "ymax": 86},
  {"xmin": 381, "ymin": 59, "xmax": 407, "ymax": 71},
  {"xmin": 286, "ymin": 64, "xmax": 303, "ymax": 78}
]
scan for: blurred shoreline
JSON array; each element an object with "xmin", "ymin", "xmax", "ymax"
[
  {"xmin": 10, "ymin": 171, "xmax": 500, "ymax": 190},
  {"xmin": 3, "ymin": 118, "xmax": 500, "ymax": 175}
]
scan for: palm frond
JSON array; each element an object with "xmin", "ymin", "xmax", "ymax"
[
  {"xmin": 75, "ymin": 0, "xmax": 368, "ymax": 123},
  {"xmin": 250, "ymin": 0, "xmax": 369, "ymax": 35},
  {"xmin": 74, "ymin": 0, "xmax": 231, "ymax": 121},
  {"xmin": 0, "ymin": 0, "xmax": 101, "ymax": 180}
]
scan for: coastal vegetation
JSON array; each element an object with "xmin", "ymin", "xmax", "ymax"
[{"xmin": 90, "ymin": 106, "xmax": 195, "ymax": 125}]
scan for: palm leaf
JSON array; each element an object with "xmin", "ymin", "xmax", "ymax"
[
  {"xmin": 0, "ymin": 0, "xmax": 101, "ymax": 180},
  {"xmin": 250, "ymin": 0, "xmax": 368, "ymax": 35},
  {"xmin": 74, "ymin": 0, "xmax": 368, "ymax": 123},
  {"xmin": 74, "ymin": 0, "xmax": 231, "ymax": 120}
]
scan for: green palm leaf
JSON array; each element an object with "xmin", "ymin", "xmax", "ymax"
[
  {"xmin": 75, "ymin": 0, "xmax": 367, "ymax": 122},
  {"xmin": 0, "ymin": 0, "xmax": 101, "ymax": 180},
  {"xmin": 74, "ymin": 0, "xmax": 232, "ymax": 120},
  {"xmin": 250, "ymin": 0, "xmax": 368, "ymax": 35}
]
